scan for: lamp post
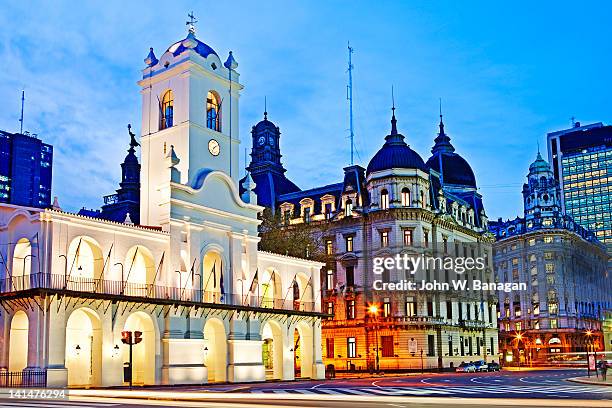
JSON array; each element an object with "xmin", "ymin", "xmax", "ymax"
[
  {"xmin": 514, "ymin": 332, "xmax": 523, "ymax": 370},
  {"xmin": 368, "ymin": 305, "xmax": 380, "ymax": 373},
  {"xmin": 585, "ymin": 330, "xmax": 593, "ymax": 377}
]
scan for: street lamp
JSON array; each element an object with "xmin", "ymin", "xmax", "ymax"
[
  {"xmin": 514, "ymin": 332, "xmax": 523, "ymax": 370},
  {"xmin": 368, "ymin": 305, "xmax": 380, "ymax": 373},
  {"xmin": 585, "ymin": 330, "xmax": 593, "ymax": 377}
]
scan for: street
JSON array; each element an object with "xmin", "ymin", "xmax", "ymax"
[{"xmin": 0, "ymin": 368, "xmax": 610, "ymax": 407}]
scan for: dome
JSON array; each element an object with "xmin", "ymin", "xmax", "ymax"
[
  {"xmin": 253, "ymin": 112, "xmax": 278, "ymax": 133},
  {"xmin": 366, "ymin": 111, "xmax": 428, "ymax": 175},
  {"xmin": 528, "ymin": 152, "xmax": 551, "ymax": 174},
  {"xmin": 166, "ymin": 31, "xmax": 218, "ymax": 60},
  {"xmin": 426, "ymin": 153, "xmax": 476, "ymax": 188},
  {"xmin": 426, "ymin": 116, "xmax": 477, "ymax": 188}
]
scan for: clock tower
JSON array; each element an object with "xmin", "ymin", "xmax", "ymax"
[
  {"xmin": 240, "ymin": 110, "xmax": 300, "ymax": 211},
  {"xmin": 138, "ymin": 21, "xmax": 242, "ymax": 225}
]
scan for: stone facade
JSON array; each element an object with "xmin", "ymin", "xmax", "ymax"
[
  {"xmin": 490, "ymin": 153, "xmax": 611, "ymax": 365},
  {"xmin": 251, "ymin": 110, "xmax": 499, "ymax": 372}
]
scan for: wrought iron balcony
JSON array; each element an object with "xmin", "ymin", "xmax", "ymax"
[{"xmin": 0, "ymin": 273, "xmax": 316, "ymax": 313}]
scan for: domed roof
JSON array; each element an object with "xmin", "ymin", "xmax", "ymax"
[
  {"xmin": 253, "ymin": 111, "xmax": 278, "ymax": 133},
  {"xmin": 425, "ymin": 116, "xmax": 477, "ymax": 188},
  {"xmin": 166, "ymin": 31, "xmax": 218, "ymax": 59},
  {"xmin": 366, "ymin": 111, "xmax": 428, "ymax": 175},
  {"xmin": 528, "ymin": 152, "xmax": 551, "ymax": 174}
]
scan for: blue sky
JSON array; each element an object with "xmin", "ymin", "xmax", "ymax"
[{"xmin": 1, "ymin": 1, "xmax": 611, "ymax": 220}]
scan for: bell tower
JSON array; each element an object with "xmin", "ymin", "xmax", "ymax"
[
  {"xmin": 138, "ymin": 15, "xmax": 242, "ymax": 225},
  {"xmin": 522, "ymin": 152, "xmax": 561, "ymax": 223}
]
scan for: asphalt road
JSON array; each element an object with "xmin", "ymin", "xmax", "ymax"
[{"xmin": 0, "ymin": 368, "xmax": 609, "ymax": 408}]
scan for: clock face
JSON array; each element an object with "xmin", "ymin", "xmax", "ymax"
[
  {"xmin": 208, "ymin": 139, "xmax": 220, "ymax": 156},
  {"xmin": 269, "ymin": 137, "xmax": 275, "ymax": 147},
  {"xmin": 257, "ymin": 136, "xmax": 266, "ymax": 146}
]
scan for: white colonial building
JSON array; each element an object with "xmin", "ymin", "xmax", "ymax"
[{"xmin": 0, "ymin": 23, "xmax": 324, "ymax": 388}]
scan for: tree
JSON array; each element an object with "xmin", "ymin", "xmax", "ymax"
[{"xmin": 258, "ymin": 207, "xmax": 327, "ymax": 262}]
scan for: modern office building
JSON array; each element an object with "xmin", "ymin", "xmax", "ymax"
[
  {"xmin": 490, "ymin": 152, "xmax": 611, "ymax": 365},
  {"xmin": 547, "ymin": 122, "xmax": 612, "ymax": 246},
  {"xmin": 0, "ymin": 130, "xmax": 53, "ymax": 208}
]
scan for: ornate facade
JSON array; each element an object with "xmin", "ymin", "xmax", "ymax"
[
  {"xmin": 0, "ymin": 23, "xmax": 325, "ymax": 387},
  {"xmin": 490, "ymin": 153, "xmax": 611, "ymax": 365},
  {"xmin": 247, "ymin": 109, "xmax": 499, "ymax": 372}
]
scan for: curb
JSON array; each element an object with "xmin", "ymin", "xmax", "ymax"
[{"xmin": 567, "ymin": 377, "xmax": 612, "ymax": 387}]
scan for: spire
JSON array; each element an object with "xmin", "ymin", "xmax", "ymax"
[
  {"xmin": 390, "ymin": 86, "xmax": 398, "ymax": 135},
  {"xmin": 438, "ymin": 97, "xmax": 445, "ymax": 136},
  {"xmin": 144, "ymin": 47, "xmax": 158, "ymax": 67},
  {"xmin": 264, "ymin": 96, "xmax": 268, "ymax": 120},
  {"xmin": 224, "ymin": 51, "xmax": 238, "ymax": 71},
  {"xmin": 431, "ymin": 99, "xmax": 455, "ymax": 155}
]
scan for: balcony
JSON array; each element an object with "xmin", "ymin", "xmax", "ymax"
[{"xmin": 0, "ymin": 273, "xmax": 317, "ymax": 314}]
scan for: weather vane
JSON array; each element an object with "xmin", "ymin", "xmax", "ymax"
[{"xmin": 186, "ymin": 11, "xmax": 198, "ymax": 33}]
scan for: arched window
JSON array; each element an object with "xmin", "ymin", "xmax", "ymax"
[
  {"xmin": 380, "ymin": 189, "xmax": 389, "ymax": 210},
  {"xmin": 206, "ymin": 91, "xmax": 221, "ymax": 132},
  {"xmin": 345, "ymin": 199, "xmax": 353, "ymax": 217},
  {"xmin": 160, "ymin": 90, "xmax": 174, "ymax": 130},
  {"xmin": 401, "ymin": 188, "xmax": 410, "ymax": 207}
]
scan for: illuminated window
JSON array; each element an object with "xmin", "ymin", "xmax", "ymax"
[
  {"xmin": 381, "ymin": 231, "xmax": 389, "ymax": 247},
  {"xmin": 206, "ymin": 91, "xmax": 221, "ymax": 131},
  {"xmin": 326, "ymin": 269, "xmax": 334, "ymax": 290},
  {"xmin": 380, "ymin": 189, "xmax": 389, "ymax": 210},
  {"xmin": 345, "ymin": 199, "xmax": 353, "ymax": 217},
  {"xmin": 346, "ymin": 236, "xmax": 353, "ymax": 252},
  {"xmin": 325, "ymin": 240, "xmax": 333, "ymax": 255},
  {"xmin": 550, "ymin": 319, "xmax": 558, "ymax": 329},
  {"xmin": 401, "ymin": 188, "xmax": 410, "ymax": 206},
  {"xmin": 405, "ymin": 298, "xmax": 416, "ymax": 316},
  {"xmin": 383, "ymin": 297, "xmax": 391, "ymax": 317},
  {"xmin": 403, "ymin": 229, "xmax": 413, "ymax": 246},
  {"xmin": 160, "ymin": 90, "xmax": 174, "ymax": 130},
  {"xmin": 326, "ymin": 302, "xmax": 334, "ymax": 319},
  {"xmin": 515, "ymin": 322, "xmax": 522, "ymax": 331},
  {"xmin": 347, "ymin": 337, "xmax": 356, "ymax": 358},
  {"xmin": 543, "ymin": 236, "xmax": 553, "ymax": 243},
  {"xmin": 545, "ymin": 263, "xmax": 554, "ymax": 273},
  {"xmin": 346, "ymin": 300, "xmax": 355, "ymax": 319}
]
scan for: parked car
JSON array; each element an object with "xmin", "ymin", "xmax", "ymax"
[
  {"xmin": 487, "ymin": 361, "xmax": 501, "ymax": 372},
  {"xmin": 456, "ymin": 362, "xmax": 477, "ymax": 373},
  {"xmin": 473, "ymin": 360, "xmax": 488, "ymax": 372}
]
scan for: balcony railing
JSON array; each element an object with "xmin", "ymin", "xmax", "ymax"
[{"xmin": 0, "ymin": 273, "xmax": 316, "ymax": 313}]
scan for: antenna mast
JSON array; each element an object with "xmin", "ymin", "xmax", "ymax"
[
  {"xmin": 19, "ymin": 90, "xmax": 25, "ymax": 134},
  {"xmin": 347, "ymin": 43, "xmax": 355, "ymax": 165}
]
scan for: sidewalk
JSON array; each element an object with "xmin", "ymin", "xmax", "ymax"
[{"xmin": 567, "ymin": 375, "xmax": 612, "ymax": 386}]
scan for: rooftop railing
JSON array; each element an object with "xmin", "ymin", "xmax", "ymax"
[{"xmin": 0, "ymin": 273, "xmax": 316, "ymax": 313}]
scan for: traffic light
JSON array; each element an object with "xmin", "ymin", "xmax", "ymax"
[
  {"xmin": 121, "ymin": 330, "xmax": 132, "ymax": 344},
  {"xmin": 134, "ymin": 331, "xmax": 143, "ymax": 345}
]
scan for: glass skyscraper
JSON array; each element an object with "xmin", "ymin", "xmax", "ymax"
[
  {"xmin": 0, "ymin": 130, "xmax": 53, "ymax": 208},
  {"xmin": 547, "ymin": 122, "xmax": 612, "ymax": 245}
]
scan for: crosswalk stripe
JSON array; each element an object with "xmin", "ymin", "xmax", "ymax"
[{"xmin": 253, "ymin": 384, "xmax": 612, "ymax": 396}]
